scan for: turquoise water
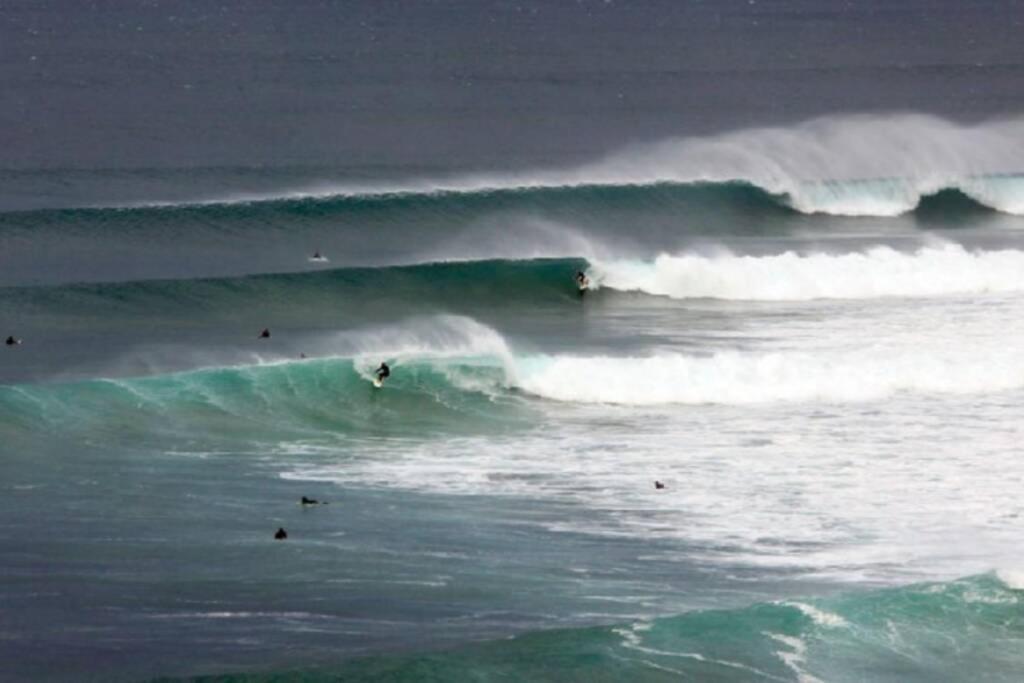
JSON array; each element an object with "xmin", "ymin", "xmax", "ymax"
[
  {"xmin": 4, "ymin": 235, "xmax": 1024, "ymax": 679},
  {"xmin": 178, "ymin": 574, "xmax": 1024, "ymax": 682},
  {"xmin": 5, "ymin": 3, "xmax": 1024, "ymax": 677}
]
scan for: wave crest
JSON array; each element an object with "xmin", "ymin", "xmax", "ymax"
[{"xmin": 115, "ymin": 114, "xmax": 1024, "ymax": 218}]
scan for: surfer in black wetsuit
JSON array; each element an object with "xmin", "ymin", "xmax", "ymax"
[
  {"xmin": 575, "ymin": 270, "xmax": 589, "ymax": 292},
  {"xmin": 301, "ymin": 496, "xmax": 322, "ymax": 506},
  {"xmin": 274, "ymin": 527, "xmax": 288, "ymax": 540},
  {"xmin": 375, "ymin": 362, "xmax": 391, "ymax": 382},
  {"xmin": 258, "ymin": 328, "xmax": 271, "ymax": 339},
  {"xmin": 5, "ymin": 336, "xmax": 20, "ymax": 346}
]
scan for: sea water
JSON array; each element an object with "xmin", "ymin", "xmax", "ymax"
[{"xmin": 3, "ymin": 2, "xmax": 1024, "ymax": 681}]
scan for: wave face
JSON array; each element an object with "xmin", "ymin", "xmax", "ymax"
[
  {"xmin": 6, "ymin": 116, "xmax": 1024, "ymax": 288},
  {"xmin": 10, "ymin": 172, "xmax": 1017, "ymax": 221},
  {"xmin": 172, "ymin": 573, "xmax": 1024, "ymax": 683},
  {"xmin": 590, "ymin": 243, "xmax": 1024, "ymax": 301},
  {"xmin": 104, "ymin": 173, "xmax": 1024, "ymax": 218},
  {"xmin": 4, "ymin": 258, "xmax": 587, "ymax": 317},
  {"xmin": 0, "ymin": 316, "xmax": 525, "ymax": 438},
  {"xmin": 0, "ymin": 357, "xmax": 515, "ymax": 439},
  {"xmin": 88, "ymin": 114, "xmax": 1024, "ymax": 217}
]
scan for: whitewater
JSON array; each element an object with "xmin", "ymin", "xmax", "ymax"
[
  {"xmin": 5, "ymin": 116, "xmax": 1024, "ymax": 683},
  {"xmin": 10, "ymin": 0, "xmax": 1024, "ymax": 678}
]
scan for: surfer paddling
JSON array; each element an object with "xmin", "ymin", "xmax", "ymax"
[{"xmin": 5, "ymin": 335, "xmax": 21, "ymax": 346}]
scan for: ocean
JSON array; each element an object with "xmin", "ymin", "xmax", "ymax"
[{"xmin": 3, "ymin": 1, "xmax": 1024, "ymax": 681}]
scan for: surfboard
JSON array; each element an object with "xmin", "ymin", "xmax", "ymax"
[{"xmin": 372, "ymin": 378, "xmax": 383, "ymax": 388}]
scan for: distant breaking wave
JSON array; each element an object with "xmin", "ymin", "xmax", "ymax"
[
  {"xmin": 104, "ymin": 114, "xmax": 1024, "ymax": 217},
  {"xmin": 106, "ymin": 176, "xmax": 1021, "ymax": 218}
]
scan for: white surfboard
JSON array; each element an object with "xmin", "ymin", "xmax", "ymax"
[{"xmin": 372, "ymin": 377, "xmax": 383, "ymax": 388}]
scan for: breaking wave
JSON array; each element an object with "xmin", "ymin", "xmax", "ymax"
[
  {"xmin": 105, "ymin": 114, "xmax": 1024, "ymax": 217},
  {"xmin": 589, "ymin": 242, "xmax": 1024, "ymax": 301},
  {"xmin": 513, "ymin": 341, "xmax": 1024, "ymax": 406},
  {"xmin": 5, "ymin": 114, "xmax": 1022, "ymax": 219}
]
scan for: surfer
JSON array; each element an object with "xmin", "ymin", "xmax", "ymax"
[
  {"xmin": 274, "ymin": 527, "xmax": 288, "ymax": 540},
  {"xmin": 5, "ymin": 336, "xmax": 21, "ymax": 346},
  {"xmin": 301, "ymin": 496, "xmax": 323, "ymax": 506},
  {"xmin": 375, "ymin": 362, "xmax": 391, "ymax": 383},
  {"xmin": 654, "ymin": 480, "xmax": 666, "ymax": 490},
  {"xmin": 258, "ymin": 328, "xmax": 271, "ymax": 339},
  {"xmin": 575, "ymin": 270, "xmax": 589, "ymax": 292}
]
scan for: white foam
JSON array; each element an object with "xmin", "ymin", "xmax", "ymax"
[
  {"xmin": 765, "ymin": 633, "xmax": 823, "ymax": 683},
  {"xmin": 996, "ymin": 569, "xmax": 1024, "ymax": 590},
  {"xmin": 510, "ymin": 344, "xmax": 1024, "ymax": 406},
  {"xmin": 590, "ymin": 244, "xmax": 1024, "ymax": 301},
  {"xmin": 782, "ymin": 602, "xmax": 849, "ymax": 629},
  {"xmin": 274, "ymin": 305, "xmax": 1024, "ymax": 586},
  {"xmin": 281, "ymin": 387, "xmax": 1024, "ymax": 584}
]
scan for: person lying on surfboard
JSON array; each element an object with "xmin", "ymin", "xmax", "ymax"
[{"xmin": 375, "ymin": 362, "xmax": 391, "ymax": 383}]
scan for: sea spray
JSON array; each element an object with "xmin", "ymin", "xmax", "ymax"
[{"xmin": 99, "ymin": 114, "xmax": 1024, "ymax": 217}]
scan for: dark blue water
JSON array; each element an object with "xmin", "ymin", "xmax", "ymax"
[
  {"xmin": 3, "ymin": 0, "xmax": 1023, "ymax": 204},
  {"xmin": 4, "ymin": 2, "xmax": 1024, "ymax": 681}
]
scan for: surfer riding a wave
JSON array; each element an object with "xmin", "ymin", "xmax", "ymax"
[
  {"xmin": 575, "ymin": 270, "xmax": 589, "ymax": 293},
  {"xmin": 373, "ymin": 361, "xmax": 390, "ymax": 387}
]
